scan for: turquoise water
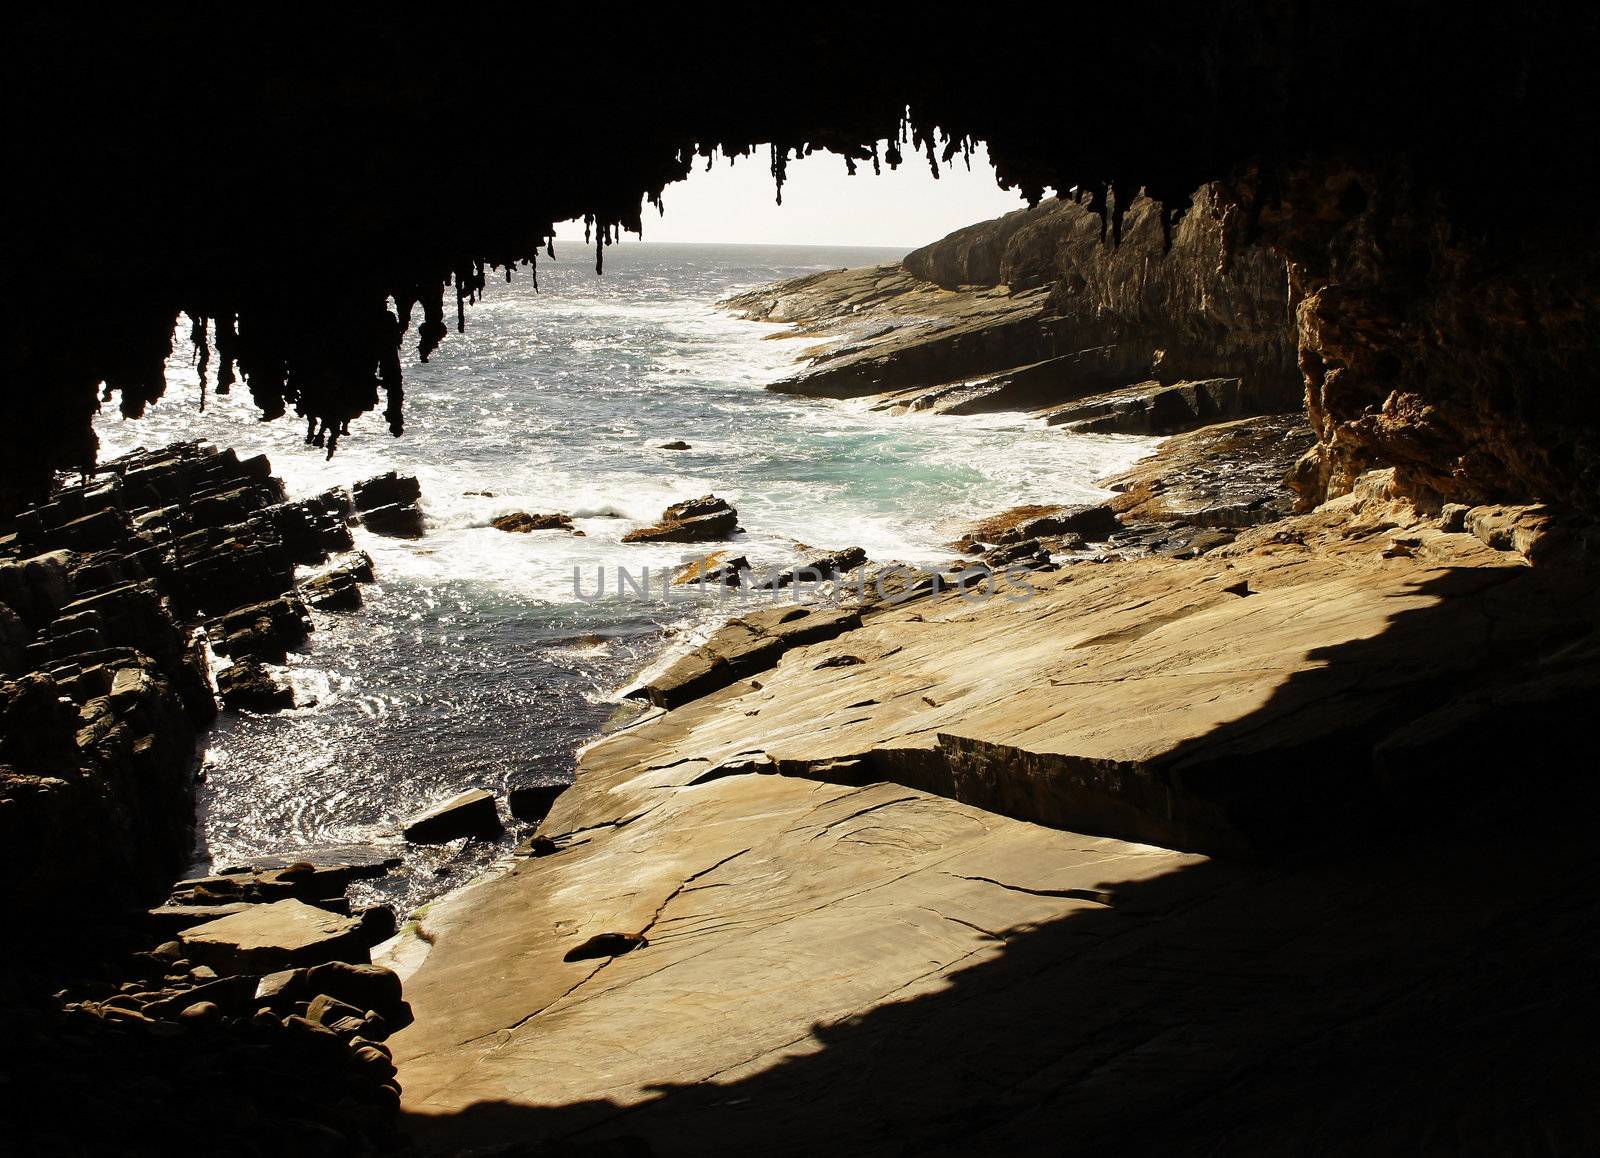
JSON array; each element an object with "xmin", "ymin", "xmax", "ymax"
[{"xmin": 94, "ymin": 241, "xmax": 1156, "ymax": 912}]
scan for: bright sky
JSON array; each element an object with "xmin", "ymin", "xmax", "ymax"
[{"xmin": 561, "ymin": 142, "xmax": 1029, "ymax": 250}]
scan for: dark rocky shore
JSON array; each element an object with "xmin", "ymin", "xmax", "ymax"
[{"xmin": 0, "ymin": 442, "xmax": 436, "ymax": 1151}]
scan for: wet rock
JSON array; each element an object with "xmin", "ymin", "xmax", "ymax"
[
  {"xmin": 979, "ymin": 539, "xmax": 1055, "ymax": 571},
  {"xmin": 401, "ymin": 788, "xmax": 502, "ymax": 843},
  {"xmin": 491, "ymin": 511, "xmax": 573, "ymax": 533},
  {"xmin": 212, "ymin": 594, "xmax": 311, "ymax": 662},
  {"xmin": 1103, "ymin": 415, "xmax": 1315, "ymax": 532},
  {"xmin": 267, "ymin": 494, "xmax": 355, "ymax": 563},
  {"xmin": 1005, "ymin": 504, "xmax": 1121, "ymax": 542},
  {"xmin": 658, "ymin": 440, "xmax": 692, "ymax": 450},
  {"xmin": 360, "ymin": 502, "xmax": 426, "ymax": 539},
  {"xmin": 622, "ymin": 496, "xmax": 738, "ymax": 543},
  {"xmin": 179, "ymin": 898, "xmax": 368, "ymax": 972},
  {"xmin": 674, "ymin": 552, "xmax": 750, "ymax": 587},
  {"xmin": 301, "ymin": 569, "xmax": 361, "ymax": 610},
  {"xmin": 303, "ymin": 549, "xmax": 376, "ymax": 615},
  {"xmin": 632, "ymin": 606, "xmax": 862, "ymax": 709},
  {"xmin": 754, "ymin": 546, "xmax": 868, "ymax": 590},
  {"xmin": 216, "ymin": 660, "xmax": 295, "ymax": 712},
  {"xmin": 352, "ymin": 472, "xmax": 421, "ymax": 511}
]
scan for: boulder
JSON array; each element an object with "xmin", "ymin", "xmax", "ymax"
[
  {"xmin": 304, "ymin": 961, "xmax": 407, "ymax": 1025},
  {"xmin": 352, "ymin": 472, "xmax": 421, "ymax": 511},
  {"xmin": 216, "ymin": 660, "xmax": 295, "ymax": 712},
  {"xmin": 622, "ymin": 496, "xmax": 738, "ymax": 543},
  {"xmin": 178, "ymin": 899, "xmax": 368, "ymax": 972},
  {"xmin": 631, "ymin": 606, "xmax": 862, "ymax": 709},
  {"xmin": 360, "ymin": 502, "xmax": 426, "ymax": 538},
  {"xmin": 658, "ymin": 441, "xmax": 692, "ymax": 450},
  {"xmin": 1007, "ymin": 504, "xmax": 1120, "ymax": 542},
  {"xmin": 401, "ymin": 789, "xmax": 502, "ymax": 843},
  {"xmin": 674, "ymin": 552, "xmax": 750, "ymax": 587},
  {"xmin": 491, "ymin": 511, "xmax": 573, "ymax": 533}
]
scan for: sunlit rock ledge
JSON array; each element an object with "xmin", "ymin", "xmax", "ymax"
[{"xmin": 383, "ymin": 473, "xmax": 1600, "ymax": 1153}]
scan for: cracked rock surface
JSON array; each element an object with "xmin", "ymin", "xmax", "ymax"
[{"xmin": 385, "ymin": 470, "xmax": 1600, "ymax": 1153}]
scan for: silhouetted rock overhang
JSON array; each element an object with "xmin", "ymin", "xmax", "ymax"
[{"xmin": 4, "ymin": 6, "xmax": 1598, "ymax": 510}]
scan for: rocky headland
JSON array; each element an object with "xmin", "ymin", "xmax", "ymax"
[{"xmin": 726, "ymin": 185, "xmax": 1301, "ymax": 432}]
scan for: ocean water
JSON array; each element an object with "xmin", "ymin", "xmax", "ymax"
[{"xmin": 93, "ymin": 241, "xmax": 1157, "ymax": 913}]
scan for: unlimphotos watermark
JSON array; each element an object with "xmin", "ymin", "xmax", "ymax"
[{"xmin": 572, "ymin": 558, "xmax": 1039, "ymax": 605}]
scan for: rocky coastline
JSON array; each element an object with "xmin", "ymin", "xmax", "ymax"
[
  {"xmin": 0, "ymin": 441, "xmax": 437, "ymax": 1150},
  {"xmin": 6, "ymin": 201, "xmax": 1600, "ymax": 1154},
  {"xmin": 376, "ymin": 215, "xmax": 1600, "ymax": 1153}
]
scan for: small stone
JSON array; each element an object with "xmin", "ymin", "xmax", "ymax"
[
  {"xmin": 307, "ymin": 992, "xmax": 365, "ymax": 1026},
  {"xmin": 178, "ymin": 1000, "xmax": 220, "ymax": 1021}
]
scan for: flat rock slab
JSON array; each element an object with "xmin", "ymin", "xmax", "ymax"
[
  {"xmin": 180, "ymin": 898, "xmax": 367, "ymax": 972},
  {"xmin": 390, "ymin": 775, "xmax": 1209, "ymax": 1152},
  {"xmin": 389, "ymin": 485, "xmax": 1600, "ymax": 1155},
  {"xmin": 402, "ymin": 789, "xmax": 502, "ymax": 843}
]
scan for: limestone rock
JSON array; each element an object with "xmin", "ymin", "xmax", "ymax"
[
  {"xmin": 674, "ymin": 552, "xmax": 749, "ymax": 587},
  {"xmin": 216, "ymin": 657, "xmax": 294, "ymax": 714},
  {"xmin": 631, "ymin": 606, "xmax": 862, "ymax": 709},
  {"xmin": 1041, "ymin": 377, "xmax": 1247, "ymax": 435}
]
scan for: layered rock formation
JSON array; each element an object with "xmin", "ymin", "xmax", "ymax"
[
  {"xmin": 728, "ymin": 187, "xmax": 1300, "ymax": 427},
  {"xmin": 0, "ymin": 444, "xmax": 384, "ymax": 931},
  {"xmin": 388, "ymin": 472, "xmax": 1600, "ymax": 1153}
]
